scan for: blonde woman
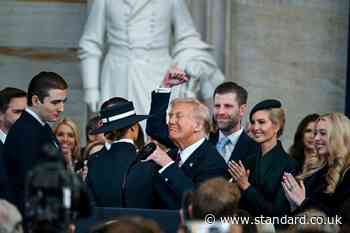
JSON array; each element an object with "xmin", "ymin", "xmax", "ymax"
[
  {"xmin": 54, "ymin": 118, "xmax": 81, "ymax": 172},
  {"xmin": 283, "ymin": 112, "xmax": 350, "ymax": 217},
  {"xmin": 228, "ymin": 99, "xmax": 299, "ymax": 217}
]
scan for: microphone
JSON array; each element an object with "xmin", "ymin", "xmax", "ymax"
[{"xmin": 121, "ymin": 143, "xmax": 157, "ymax": 207}]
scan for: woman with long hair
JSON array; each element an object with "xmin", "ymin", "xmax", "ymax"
[
  {"xmin": 290, "ymin": 113, "xmax": 320, "ymax": 167},
  {"xmin": 54, "ymin": 118, "xmax": 81, "ymax": 172},
  {"xmin": 283, "ymin": 112, "xmax": 350, "ymax": 217}
]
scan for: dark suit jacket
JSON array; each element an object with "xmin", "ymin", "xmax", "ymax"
[
  {"xmin": 0, "ymin": 141, "xmax": 9, "ymax": 199},
  {"xmin": 240, "ymin": 141, "xmax": 299, "ymax": 217},
  {"xmin": 3, "ymin": 110, "xmax": 62, "ymax": 212},
  {"xmin": 146, "ymin": 91, "xmax": 228, "ymax": 209},
  {"xmin": 86, "ymin": 142, "xmax": 158, "ymax": 209},
  {"xmin": 209, "ymin": 130, "xmax": 259, "ymax": 163},
  {"xmin": 154, "ymin": 140, "xmax": 229, "ymax": 209}
]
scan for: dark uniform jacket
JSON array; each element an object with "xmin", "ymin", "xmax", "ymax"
[
  {"xmin": 146, "ymin": 91, "xmax": 228, "ymax": 209},
  {"xmin": 3, "ymin": 110, "xmax": 61, "ymax": 212},
  {"xmin": 209, "ymin": 130, "xmax": 259, "ymax": 163},
  {"xmin": 240, "ymin": 141, "xmax": 299, "ymax": 217},
  {"xmin": 86, "ymin": 142, "xmax": 158, "ymax": 208}
]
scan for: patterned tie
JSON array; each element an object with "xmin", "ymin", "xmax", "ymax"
[{"xmin": 217, "ymin": 137, "xmax": 231, "ymax": 162}]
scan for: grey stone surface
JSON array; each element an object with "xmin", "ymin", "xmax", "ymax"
[
  {"xmin": 0, "ymin": 0, "xmax": 349, "ymax": 148},
  {"xmin": 228, "ymin": 0, "xmax": 349, "ymax": 146}
]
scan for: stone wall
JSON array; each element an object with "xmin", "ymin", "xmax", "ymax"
[
  {"xmin": 226, "ymin": 0, "xmax": 349, "ymax": 145},
  {"xmin": 0, "ymin": 0, "xmax": 348, "ymax": 147},
  {"xmin": 0, "ymin": 0, "xmax": 87, "ymax": 142}
]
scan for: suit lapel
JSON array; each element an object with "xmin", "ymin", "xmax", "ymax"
[
  {"xmin": 181, "ymin": 140, "xmax": 207, "ymax": 176},
  {"xmin": 208, "ymin": 132, "xmax": 219, "ymax": 145},
  {"xmin": 229, "ymin": 131, "xmax": 247, "ymax": 161},
  {"xmin": 258, "ymin": 143, "xmax": 284, "ymax": 182}
]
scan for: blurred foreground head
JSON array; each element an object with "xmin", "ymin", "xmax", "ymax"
[{"xmin": 24, "ymin": 158, "xmax": 91, "ymax": 233}]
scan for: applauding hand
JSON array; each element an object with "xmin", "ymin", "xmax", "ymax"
[{"xmin": 228, "ymin": 160, "xmax": 251, "ymax": 190}]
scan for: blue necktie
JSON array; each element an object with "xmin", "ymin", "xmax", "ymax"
[{"xmin": 217, "ymin": 137, "xmax": 230, "ymax": 157}]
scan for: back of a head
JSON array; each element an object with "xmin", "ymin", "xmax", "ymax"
[
  {"xmin": 27, "ymin": 71, "xmax": 68, "ymax": 106},
  {"xmin": 191, "ymin": 178, "xmax": 241, "ymax": 219},
  {"xmin": 25, "ymin": 161, "xmax": 91, "ymax": 233},
  {"xmin": 0, "ymin": 199, "xmax": 23, "ymax": 233},
  {"xmin": 289, "ymin": 209, "xmax": 339, "ymax": 233},
  {"xmin": 92, "ymin": 217, "xmax": 162, "ymax": 233}
]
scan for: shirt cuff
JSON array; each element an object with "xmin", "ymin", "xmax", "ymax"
[
  {"xmin": 155, "ymin": 87, "xmax": 171, "ymax": 93},
  {"xmin": 158, "ymin": 161, "xmax": 175, "ymax": 174}
]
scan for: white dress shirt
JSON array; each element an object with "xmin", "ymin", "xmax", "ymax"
[
  {"xmin": 159, "ymin": 137, "xmax": 205, "ymax": 173},
  {"xmin": 25, "ymin": 108, "xmax": 45, "ymax": 126}
]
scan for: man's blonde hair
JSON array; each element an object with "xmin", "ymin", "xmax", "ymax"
[{"xmin": 170, "ymin": 98, "xmax": 211, "ymax": 135}]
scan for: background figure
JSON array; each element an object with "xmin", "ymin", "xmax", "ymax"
[
  {"xmin": 282, "ymin": 112, "xmax": 350, "ymax": 218},
  {"xmin": 289, "ymin": 113, "xmax": 320, "ymax": 168},
  {"xmin": 82, "ymin": 115, "xmax": 105, "ymax": 155},
  {"xmin": 54, "ymin": 118, "xmax": 82, "ymax": 172},
  {"xmin": 0, "ymin": 199, "xmax": 23, "ymax": 233},
  {"xmin": 0, "ymin": 87, "xmax": 27, "ymax": 199},
  {"xmin": 79, "ymin": 0, "xmax": 224, "ymax": 113}
]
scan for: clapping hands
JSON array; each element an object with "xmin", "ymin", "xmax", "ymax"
[{"xmin": 282, "ymin": 172, "xmax": 306, "ymax": 207}]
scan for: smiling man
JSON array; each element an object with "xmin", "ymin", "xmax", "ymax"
[
  {"xmin": 146, "ymin": 74, "xmax": 228, "ymax": 209},
  {"xmin": 209, "ymin": 82, "xmax": 259, "ymax": 163},
  {"xmin": 3, "ymin": 71, "xmax": 68, "ymax": 213}
]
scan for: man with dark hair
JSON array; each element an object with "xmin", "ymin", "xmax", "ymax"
[
  {"xmin": 3, "ymin": 71, "xmax": 68, "ymax": 213},
  {"xmin": 0, "ymin": 87, "xmax": 27, "ymax": 140},
  {"xmin": 210, "ymin": 81, "xmax": 259, "ymax": 163},
  {"xmin": 0, "ymin": 87, "xmax": 27, "ymax": 199}
]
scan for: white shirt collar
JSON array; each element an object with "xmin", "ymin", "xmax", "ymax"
[
  {"xmin": 179, "ymin": 137, "xmax": 206, "ymax": 166},
  {"xmin": 105, "ymin": 138, "xmax": 134, "ymax": 151},
  {"xmin": 0, "ymin": 129, "xmax": 6, "ymax": 144},
  {"xmin": 218, "ymin": 128, "xmax": 243, "ymax": 147},
  {"xmin": 25, "ymin": 108, "xmax": 45, "ymax": 126}
]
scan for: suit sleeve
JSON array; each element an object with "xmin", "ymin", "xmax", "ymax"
[
  {"xmin": 159, "ymin": 163, "xmax": 194, "ymax": 200},
  {"xmin": 241, "ymin": 160, "xmax": 299, "ymax": 216},
  {"xmin": 146, "ymin": 91, "xmax": 175, "ymax": 149}
]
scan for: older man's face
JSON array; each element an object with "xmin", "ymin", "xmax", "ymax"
[{"xmin": 168, "ymin": 102, "xmax": 197, "ymax": 144}]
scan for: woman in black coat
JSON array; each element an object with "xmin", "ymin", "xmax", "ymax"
[
  {"xmin": 228, "ymin": 99, "xmax": 299, "ymax": 217},
  {"xmin": 283, "ymin": 112, "xmax": 350, "ymax": 218}
]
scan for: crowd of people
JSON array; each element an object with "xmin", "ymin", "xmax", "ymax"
[{"xmin": 0, "ymin": 71, "xmax": 349, "ymax": 233}]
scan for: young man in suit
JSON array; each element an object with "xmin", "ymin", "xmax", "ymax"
[
  {"xmin": 210, "ymin": 82, "xmax": 259, "ymax": 163},
  {"xmin": 3, "ymin": 71, "xmax": 68, "ymax": 213},
  {"xmin": 145, "ymin": 72, "xmax": 228, "ymax": 209},
  {"xmin": 0, "ymin": 87, "xmax": 27, "ymax": 199}
]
